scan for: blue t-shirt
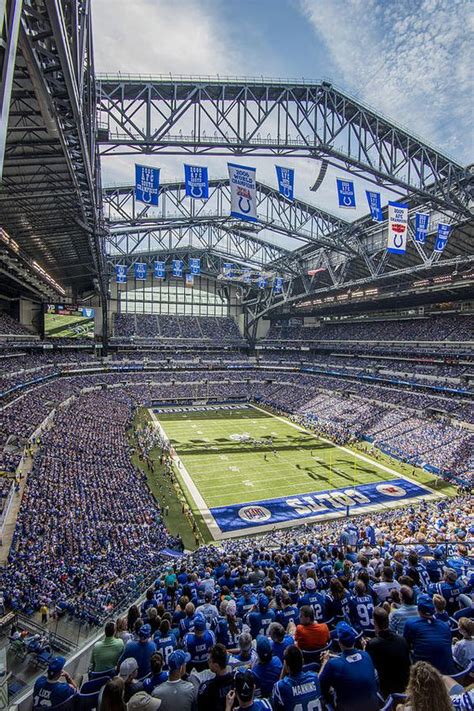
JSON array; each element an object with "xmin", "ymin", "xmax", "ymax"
[
  {"xmin": 184, "ymin": 630, "xmax": 216, "ymax": 663},
  {"xmin": 298, "ymin": 592, "xmax": 326, "ymax": 622},
  {"xmin": 142, "ymin": 671, "xmax": 168, "ymax": 693},
  {"xmin": 349, "ymin": 594, "xmax": 375, "ymax": 631},
  {"xmin": 271, "ymin": 635, "xmax": 295, "ymax": 662},
  {"xmin": 273, "ymin": 670, "xmax": 322, "ymax": 711},
  {"xmin": 403, "ymin": 617, "xmax": 455, "ymax": 674},
  {"xmin": 319, "ymin": 649, "xmax": 379, "ymax": 711},
  {"xmin": 247, "ymin": 609, "xmax": 276, "ymax": 638},
  {"xmin": 252, "ymin": 656, "xmax": 283, "ymax": 697},
  {"xmin": 153, "ymin": 633, "xmax": 177, "ymax": 669},
  {"xmin": 276, "ymin": 605, "xmax": 299, "ymax": 629},
  {"xmin": 33, "ymin": 677, "xmax": 76, "ymax": 710},
  {"xmin": 119, "ymin": 639, "xmax": 157, "ymax": 678}
]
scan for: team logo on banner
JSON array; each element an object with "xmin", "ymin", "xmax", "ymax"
[
  {"xmin": 135, "ymin": 165, "xmax": 160, "ymax": 206},
  {"xmin": 336, "ymin": 178, "xmax": 356, "ymax": 208},
  {"xmin": 365, "ymin": 190, "xmax": 383, "ymax": 222},
  {"xmin": 238, "ymin": 505, "xmax": 272, "ymax": 523},
  {"xmin": 185, "ymin": 273, "xmax": 194, "ymax": 287},
  {"xmin": 189, "ymin": 258, "xmax": 201, "ymax": 275},
  {"xmin": 258, "ymin": 275, "xmax": 267, "ymax": 289},
  {"xmin": 434, "ymin": 223, "xmax": 451, "ymax": 253},
  {"xmin": 154, "ymin": 261, "xmax": 165, "ymax": 279},
  {"xmin": 134, "ymin": 262, "xmax": 147, "ymax": 280},
  {"xmin": 387, "ymin": 201, "xmax": 409, "ymax": 254},
  {"xmin": 228, "ymin": 163, "xmax": 257, "ymax": 222},
  {"xmin": 115, "ymin": 265, "xmax": 127, "ymax": 283},
  {"xmin": 415, "ymin": 213, "xmax": 430, "ymax": 243},
  {"xmin": 184, "ymin": 165, "xmax": 209, "ymax": 199},
  {"xmin": 172, "ymin": 260, "xmax": 183, "ymax": 277},
  {"xmin": 273, "ymin": 276, "xmax": 283, "ymax": 293},
  {"xmin": 223, "ymin": 263, "xmax": 234, "ymax": 278},
  {"xmin": 275, "ymin": 166, "xmax": 294, "ymax": 201}
]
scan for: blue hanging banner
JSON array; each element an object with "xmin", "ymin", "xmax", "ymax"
[
  {"xmin": 365, "ymin": 190, "xmax": 383, "ymax": 222},
  {"xmin": 134, "ymin": 262, "xmax": 147, "ymax": 280},
  {"xmin": 258, "ymin": 275, "xmax": 267, "ymax": 289},
  {"xmin": 336, "ymin": 178, "xmax": 356, "ymax": 208},
  {"xmin": 184, "ymin": 165, "xmax": 209, "ymax": 199},
  {"xmin": 172, "ymin": 260, "xmax": 183, "ymax": 277},
  {"xmin": 242, "ymin": 269, "xmax": 252, "ymax": 284},
  {"xmin": 414, "ymin": 213, "xmax": 430, "ymax": 244},
  {"xmin": 185, "ymin": 273, "xmax": 194, "ymax": 287},
  {"xmin": 223, "ymin": 263, "xmax": 234, "ymax": 278},
  {"xmin": 275, "ymin": 166, "xmax": 294, "ymax": 201},
  {"xmin": 228, "ymin": 163, "xmax": 257, "ymax": 222},
  {"xmin": 273, "ymin": 276, "xmax": 283, "ymax": 293},
  {"xmin": 135, "ymin": 165, "xmax": 160, "ymax": 206},
  {"xmin": 189, "ymin": 257, "xmax": 201, "ymax": 275},
  {"xmin": 434, "ymin": 223, "xmax": 451, "ymax": 253},
  {"xmin": 154, "ymin": 261, "xmax": 166, "ymax": 279},
  {"xmin": 387, "ymin": 201, "xmax": 409, "ymax": 254},
  {"xmin": 115, "ymin": 265, "xmax": 127, "ymax": 284}
]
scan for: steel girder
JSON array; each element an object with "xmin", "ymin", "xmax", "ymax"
[
  {"xmin": 96, "ymin": 76, "xmax": 472, "ymax": 215},
  {"xmin": 0, "ymin": 0, "xmax": 23, "ymax": 179}
]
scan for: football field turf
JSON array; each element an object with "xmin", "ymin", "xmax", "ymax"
[
  {"xmin": 150, "ymin": 404, "xmax": 443, "ymax": 539},
  {"xmin": 44, "ymin": 314, "xmax": 94, "ymax": 338}
]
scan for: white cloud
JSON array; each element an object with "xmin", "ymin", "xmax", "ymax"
[{"xmin": 299, "ymin": 0, "xmax": 473, "ymax": 163}]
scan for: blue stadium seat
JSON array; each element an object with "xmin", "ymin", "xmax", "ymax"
[
  {"xmin": 88, "ymin": 668, "xmax": 115, "ymax": 681},
  {"xmin": 451, "ymin": 660, "xmax": 474, "ymax": 687}
]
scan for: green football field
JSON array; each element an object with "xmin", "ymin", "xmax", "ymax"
[{"xmin": 44, "ymin": 313, "xmax": 94, "ymax": 338}]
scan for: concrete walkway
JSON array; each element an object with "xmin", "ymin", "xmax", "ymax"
[{"xmin": 0, "ymin": 447, "xmax": 35, "ymax": 565}]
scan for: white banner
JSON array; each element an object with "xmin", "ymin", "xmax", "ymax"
[
  {"xmin": 228, "ymin": 163, "xmax": 257, "ymax": 222},
  {"xmin": 387, "ymin": 201, "xmax": 409, "ymax": 254}
]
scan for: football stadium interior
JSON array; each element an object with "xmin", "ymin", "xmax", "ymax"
[{"xmin": 0, "ymin": 2, "xmax": 473, "ymax": 709}]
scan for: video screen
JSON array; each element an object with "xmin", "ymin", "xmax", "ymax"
[{"xmin": 44, "ymin": 304, "xmax": 95, "ymax": 339}]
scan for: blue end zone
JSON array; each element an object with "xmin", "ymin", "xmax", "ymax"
[{"xmin": 210, "ymin": 478, "xmax": 429, "ymax": 533}]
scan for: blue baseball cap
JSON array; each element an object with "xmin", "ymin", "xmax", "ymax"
[
  {"xmin": 139, "ymin": 624, "xmax": 151, "ymax": 639},
  {"xmin": 48, "ymin": 656, "xmax": 66, "ymax": 676},
  {"xmin": 168, "ymin": 650, "xmax": 191, "ymax": 671},
  {"xmin": 194, "ymin": 616, "xmax": 206, "ymax": 632},
  {"xmin": 256, "ymin": 635, "xmax": 272, "ymax": 661},
  {"xmin": 417, "ymin": 594, "xmax": 435, "ymax": 614},
  {"xmin": 242, "ymin": 584, "xmax": 251, "ymax": 595},
  {"xmin": 336, "ymin": 622, "xmax": 357, "ymax": 646},
  {"xmin": 258, "ymin": 593, "xmax": 269, "ymax": 610}
]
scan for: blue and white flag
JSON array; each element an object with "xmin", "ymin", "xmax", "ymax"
[
  {"xmin": 135, "ymin": 165, "xmax": 160, "ymax": 206},
  {"xmin": 336, "ymin": 178, "xmax": 356, "ymax": 208},
  {"xmin": 434, "ymin": 223, "xmax": 452, "ymax": 252},
  {"xmin": 189, "ymin": 257, "xmax": 201, "ymax": 275},
  {"xmin": 242, "ymin": 269, "xmax": 252, "ymax": 284},
  {"xmin": 414, "ymin": 213, "xmax": 430, "ymax": 244},
  {"xmin": 185, "ymin": 273, "xmax": 194, "ymax": 287},
  {"xmin": 154, "ymin": 261, "xmax": 166, "ymax": 279},
  {"xmin": 228, "ymin": 163, "xmax": 257, "ymax": 222},
  {"xmin": 365, "ymin": 190, "xmax": 383, "ymax": 222},
  {"xmin": 223, "ymin": 262, "xmax": 234, "ymax": 278},
  {"xmin": 275, "ymin": 166, "xmax": 294, "ymax": 201},
  {"xmin": 134, "ymin": 262, "xmax": 147, "ymax": 280},
  {"xmin": 387, "ymin": 201, "xmax": 409, "ymax": 254},
  {"xmin": 258, "ymin": 275, "xmax": 267, "ymax": 289},
  {"xmin": 273, "ymin": 276, "xmax": 283, "ymax": 293},
  {"xmin": 172, "ymin": 260, "xmax": 183, "ymax": 277},
  {"xmin": 115, "ymin": 265, "xmax": 127, "ymax": 283},
  {"xmin": 184, "ymin": 165, "xmax": 209, "ymax": 199}
]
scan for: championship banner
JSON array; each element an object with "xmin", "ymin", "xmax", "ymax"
[
  {"xmin": 135, "ymin": 165, "xmax": 160, "ymax": 206},
  {"xmin": 154, "ymin": 261, "xmax": 165, "ymax": 279},
  {"xmin": 365, "ymin": 190, "xmax": 383, "ymax": 222},
  {"xmin": 185, "ymin": 273, "xmax": 194, "ymax": 287},
  {"xmin": 184, "ymin": 165, "xmax": 209, "ymax": 199},
  {"xmin": 242, "ymin": 269, "xmax": 252, "ymax": 284},
  {"xmin": 223, "ymin": 262, "xmax": 234, "ymax": 278},
  {"xmin": 275, "ymin": 166, "xmax": 294, "ymax": 201},
  {"xmin": 434, "ymin": 223, "xmax": 451, "ymax": 252},
  {"xmin": 336, "ymin": 178, "xmax": 356, "ymax": 208},
  {"xmin": 387, "ymin": 201, "xmax": 409, "ymax": 254},
  {"xmin": 115, "ymin": 265, "xmax": 127, "ymax": 283},
  {"xmin": 134, "ymin": 262, "xmax": 147, "ymax": 280},
  {"xmin": 228, "ymin": 163, "xmax": 257, "ymax": 222},
  {"xmin": 415, "ymin": 213, "xmax": 430, "ymax": 244},
  {"xmin": 258, "ymin": 275, "xmax": 267, "ymax": 289},
  {"xmin": 189, "ymin": 257, "xmax": 201, "ymax": 275},
  {"xmin": 273, "ymin": 276, "xmax": 283, "ymax": 293},
  {"xmin": 172, "ymin": 260, "xmax": 183, "ymax": 277}
]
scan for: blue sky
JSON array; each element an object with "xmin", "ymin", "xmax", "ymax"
[{"xmin": 94, "ymin": 0, "xmax": 473, "ymax": 221}]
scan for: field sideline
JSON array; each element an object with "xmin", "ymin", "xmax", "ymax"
[{"xmin": 148, "ymin": 403, "xmax": 452, "ymax": 540}]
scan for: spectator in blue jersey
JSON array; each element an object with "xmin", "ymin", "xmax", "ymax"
[
  {"xmin": 403, "ymin": 594, "xmax": 455, "ymax": 674},
  {"xmin": 268, "ymin": 622, "xmax": 294, "ymax": 662},
  {"xmin": 153, "ymin": 619, "xmax": 177, "ymax": 669},
  {"xmin": 142, "ymin": 652, "xmax": 168, "ymax": 694},
  {"xmin": 324, "ymin": 578, "xmax": 351, "ymax": 623},
  {"xmin": 252, "ymin": 635, "xmax": 283, "ymax": 698},
  {"xmin": 297, "ymin": 577, "xmax": 326, "ymax": 622},
  {"xmin": 247, "ymin": 594, "xmax": 275, "ymax": 638},
  {"xmin": 213, "ymin": 599, "xmax": 243, "ymax": 649},
  {"xmin": 276, "ymin": 594, "xmax": 299, "ymax": 630},
  {"xmin": 389, "ymin": 585, "xmax": 419, "ymax": 635},
  {"xmin": 184, "ymin": 614, "xmax": 215, "ymax": 670},
  {"xmin": 225, "ymin": 669, "xmax": 272, "ymax": 711},
  {"xmin": 272, "ymin": 644, "xmax": 322, "ymax": 711},
  {"xmin": 228, "ymin": 632, "xmax": 258, "ymax": 669},
  {"xmin": 141, "ymin": 588, "xmax": 158, "ymax": 618},
  {"xmin": 429, "ymin": 568, "xmax": 464, "ymax": 615},
  {"xmin": 119, "ymin": 624, "xmax": 156, "ymax": 679},
  {"xmin": 33, "ymin": 656, "xmax": 77, "ymax": 710},
  {"xmin": 196, "ymin": 590, "xmax": 219, "ymax": 625},
  {"xmin": 179, "ymin": 602, "xmax": 197, "ymax": 638},
  {"xmin": 404, "ymin": 552, "xmax": 430, "ymax": 590},
  {"xmin": 237, "ymin": 585, "xmax": 257, "ymax": 618},
  {"xmin": 364, "ymin": 519, "xmax": 376, "ymax": 546},
  {"xmin": 426, "ymin": 549, "xmax": 445, "ymax": 583},
  {"xmin": 319, "ymin": 622, "xmax": 379, "ymax": 711},
  {"xmin": 349, "ymin": 580, "xmax": 375, "ymax": 632},
  {"xmin": 197, "ymin": 643, "xmax": 233, "ymax": 711}
]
